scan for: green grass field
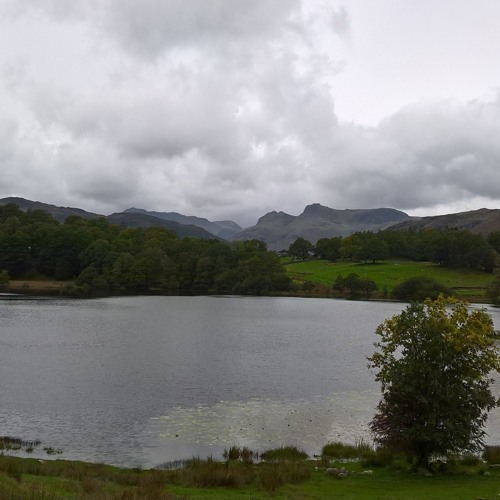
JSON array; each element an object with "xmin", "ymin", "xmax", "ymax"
[
  {"xmin": 1, "ymin": 454, "xmax": 499, "ymax": 499},
  {"xmin": 286, "ymin": 259, "xmax": 496, "ymax": 298}
]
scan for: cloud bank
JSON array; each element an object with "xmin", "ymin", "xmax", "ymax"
[{"xmin": 1, "ymin": 0, "xmax": 500, "ymax": 226}]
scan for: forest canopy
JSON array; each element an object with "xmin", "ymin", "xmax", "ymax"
[{"xmin": 0, "ymin": 204, "xmax": 290, "ymax": 295}]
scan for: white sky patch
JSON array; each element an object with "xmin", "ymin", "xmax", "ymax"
[{"xmin": 1, "ymin": 0, "xmax": 500, "ymax": 226}]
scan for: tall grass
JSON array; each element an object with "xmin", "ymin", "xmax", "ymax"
[
  {"xmin": 483, "ymin": 445, "xmax": 500, "ymax": 464},
  {"xmin": 321, "ymin": 439, "xmax": 372, "ymax": 460},
  {"xmin": 260, "ymin": 445, "xmax": 307, "ymax": 462}
]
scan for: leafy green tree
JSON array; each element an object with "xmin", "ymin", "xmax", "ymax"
[
  {"xmin": 288, "ymin": 237, "xmax": 313, "ymax": 261},
  {"xmin": 79, "ymin": 239, "xmax": 111, "ymax": 273},
  {"xmin": 0, "ymin": 233, "xmax": 31, "ymax": 277},
  {"xmin": 314, "ymin": 237, "xmax": 341, "ymax": 261},
  {"xmin": 340, "ymin": 234, "xmax": 363, "ymax": 261},
  {"xmin": 75, "ymin": 265, "xmax": 99, "ymax": 286},
  {"xmin": 368, "ymin": 296, "xmax": 500, "ymax": 467},
  {"xmin": 488, "ymin": 231, "xmax": 500, "ymax": 253},
  {"xmin": 0, "ymin": 203, "xmax": 25, "ymax": 223},
  {"xmin": 358, "ymin": 236, "xmax": 389, "ymax": 264}
]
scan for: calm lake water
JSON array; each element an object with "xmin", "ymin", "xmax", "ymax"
[{"xmin": 0, "ymin": 295, "xmax": 499, "ymax": 468}]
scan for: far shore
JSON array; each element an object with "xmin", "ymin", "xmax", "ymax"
[{"xmin": 0, "ymin": 279, "xmax": 493, "ymax": 304}]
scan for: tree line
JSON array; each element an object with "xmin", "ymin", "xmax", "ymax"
[
  {"xmin": 0, "ymin": 204, "xmax": 290, "ymax": 295},
  {"xmin": 288, "ymin": 228, "xmax": 499, "ymax": 272}
]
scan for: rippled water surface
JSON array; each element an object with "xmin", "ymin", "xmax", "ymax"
[{"xmin": 0, "ymin": 295, "xmax": 499, "ymax": 467}]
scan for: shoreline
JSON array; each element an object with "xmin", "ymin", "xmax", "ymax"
[{"xmin": 1, "ymin": 280, "xmax": 493, "ymax": 304}]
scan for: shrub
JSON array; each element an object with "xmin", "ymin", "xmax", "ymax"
[
  {"xmin": 391, "ymin": 276, "xmax": 453, "ymax": 301},
  {"xmin": 260, "ymin": 446, "xmax": 307, "ymax": 462},
  {"xmin": 360, "ymin": 447, "xmax": 395, "ymax": 468},
  {"xmin": 322, "ymin": 442, "xmax": 360, "ymax": 459},
  {"xmin": 222, "ymin": 446, "xmax": 256, "ymax": 464},
  {"xmin": 322, "ymin": 440, "xmax": 372, "ymax": 460}
]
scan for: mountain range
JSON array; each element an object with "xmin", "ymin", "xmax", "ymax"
[
  {"xmin": 232, "ymin": 204, "xmax": 413, "ymax": 250},
  {"xmin": 2, "ymin": 196, "xmax": 500, "ymax": 250}
]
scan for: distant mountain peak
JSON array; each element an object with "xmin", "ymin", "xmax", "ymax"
[
  {"xmin": 232, "ymin": 204, "xmax": 412, "ymax": 250},
  {"xmin": 257, "ymin": 210, "xmax": 295, "ymax": 225}
]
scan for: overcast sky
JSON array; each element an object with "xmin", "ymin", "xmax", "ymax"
[{"xmin": 1, "ymin": 0, "xmax": 500, "ymax": 227}]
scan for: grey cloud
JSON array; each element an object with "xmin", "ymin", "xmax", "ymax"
[
  {"xmin": 330, "ymin": 6, "xmax": 350, "ymax": 37},
  {"xmin": 1, "ymin": 0, "xmax": 98, "ymax": 22},
  {"xmin": 2, "ymin": 1, "xmax": 500, "ymax": 226},
  {"xmin": 102, "ymin": 0, "xmax": 301, "ymax": 58},
  {"xmin": 318, "ymin": 96, "xmax": 500, "ymax": 212}
]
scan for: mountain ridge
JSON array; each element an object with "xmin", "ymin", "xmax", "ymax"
[
  {"xmin": 123, "ymin": 207, "xmax": 242, "ymax": 239},
  {"xmin": 231, "ymin": 204, "xmax": 415, "ymax": 250},
  {"xmin": 389, "ymin": 208, "xmax": 500, "ymax": 233},
  {"xmin": 2, "ymin": 197, "xmax": 500, "ymax": 249},
  {"xmin": 0, "ymin": 197, "xmax": 217, "ymax": 240}
]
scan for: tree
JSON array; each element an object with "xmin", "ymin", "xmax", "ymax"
[
  {"xmin": 314, "ymin": 237, "xmax": 341, "ymax": 261},
  {"xmin": 358, "ymin": 236, "xmax": 389, "ymax": 264},
  {"xmin": 288, "ymin": 237, "xmax": 313, "ymax": 261},
  {"xmin": 368, "ymin": 296, "xmax": 500, "ymax": 467}
]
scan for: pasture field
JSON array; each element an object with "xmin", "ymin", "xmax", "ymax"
[{"xmin": 285, "ymin": 259, "xmax": 496, "ymax": 298}]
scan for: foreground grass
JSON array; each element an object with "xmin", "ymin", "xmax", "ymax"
[
  {"xmin": 1, "ymin": 453, "xmax": 500, "ymax": 499},
  {"xmin": 286, "ymin": 259, "xmax": 495, "ymax": 298}
]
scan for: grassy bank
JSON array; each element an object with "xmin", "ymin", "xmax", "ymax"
[
  {"xmin": 4, "ymin": 280, "xmax": 77, "ymax": 296},
  {"xmin": 286, "ymin": 259, "xmax": 496, "ymax": 300},
  {"xmin": 1, "ymin": 450, "xmax": 499, "ymax": 499}
]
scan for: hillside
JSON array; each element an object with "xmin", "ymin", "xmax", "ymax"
[
  {"xmin": 124, "ymin": 207, "xmax": 242, "ymax": 239},
  {"xmin": 107, "ymin": 212, "xmax": 218, "ymax": 239},
  {"xmin": 389, "ymin": 208, "xmax": 500, "ymax": 234},
  {"xmin": 232, "ymin": 204, "xmax": 413, "ymax": 250},
  {"xmin": 0, "ymin": 197, "xmax": 221, "ymax": 240},
  {"xmin": 0, "ymin": 196, "xmax": 101, "ymax": 222}
]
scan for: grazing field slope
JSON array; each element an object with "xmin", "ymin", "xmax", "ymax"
[{"xmin": 286, "ymin": 259, "xmax": 495, "ymax": 298}]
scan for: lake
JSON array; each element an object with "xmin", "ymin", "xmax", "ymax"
[{"xmin": 0, "ymin": 295, "xmax": 499, "ymax": 468}]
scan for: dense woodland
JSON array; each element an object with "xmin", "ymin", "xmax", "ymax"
[
  {"xmin": 290, "ymin": 229, "xmax": 499, "ymax": 272},
  {"xmin": 1, "ymin": 202, "xmax": 500, "ymax": 297},
  {"xmin": 0, "ymin": 204, "xmax": 290, "ymax": 295}
]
